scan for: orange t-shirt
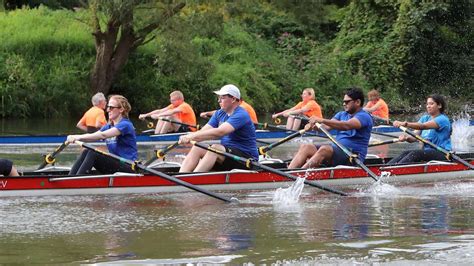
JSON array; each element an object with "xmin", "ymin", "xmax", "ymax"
[
  {"xmin": 78, "ymin": 106, "xmax": 106, "ymax": 128},
  {"xmin": 294, "ymin": 100, "xmax": 322, "ymax": 118},
  {"xmin": 167, "ymin": 102, "xmax": 197, "ymax": 131},
  {"xmin": 365, "ymin": 98, "xmax": 389, "ymax": 119},
  {"xmin": 240, "ymin": 100, "xmax": 258, "ymax": 123}
]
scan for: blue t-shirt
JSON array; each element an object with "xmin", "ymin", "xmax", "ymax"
[
  {"xmin": 418, "ymin": 114, "xmax": 452, "ymax": 150},
  {"xmin": 101, "ymin": 118, "xmax": 138, "ymax": 160},
  {"xmin": 208, "ymin": 106, "xmax": 258, "ymax": 159},
  {"xmin": 333, "ymin": 110, "xmax": 373, "ymax": 162}
]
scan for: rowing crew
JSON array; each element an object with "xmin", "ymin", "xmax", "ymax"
[{"xmin": 0, "ymin": 85, "xmax": 453, "ymax": 176}]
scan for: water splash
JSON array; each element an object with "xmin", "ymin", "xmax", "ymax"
[
  {"xmin": 362, "ymin": 172, "xmax": 402, "ymax": 197},
  {"xmin": 451, "ymin": 112, "xmax": 473, "ymax": 151},
  {"xmin": 272, "ymin": 176, "xmax": 305, "ymax": 205}
]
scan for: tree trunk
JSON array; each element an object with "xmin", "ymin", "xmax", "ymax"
[
  {"xmin": 89, "ymin": 2, "xmax": 186, "ymax": 95},
  {"xmin": 90, "ymin": 30, "xmax": 136, "ymax": 95}
]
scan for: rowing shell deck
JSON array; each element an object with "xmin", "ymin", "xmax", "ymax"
[{"xmin": 1, "ymin": 157, "xmax": 473, "ymax": 197}]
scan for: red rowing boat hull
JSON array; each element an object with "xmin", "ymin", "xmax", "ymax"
[{"xmin": 1, "ymin": 161, "xmax": 473, "ymax": 196}]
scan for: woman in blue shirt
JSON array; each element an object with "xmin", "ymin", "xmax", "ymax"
[
  {"xmin": 67, "ymin": 95, "xmax": 138, "ymax": 175},
  {"xmin": 388, "ymin": 94, "xmax": 452, "ymax": 164}
]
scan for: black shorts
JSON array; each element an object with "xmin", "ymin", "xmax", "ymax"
[
  {"xmin": 316, "ymin": 144, "xmax": 353, "ymax": 167},
  {"xmin": 176, "ymin": 125, "xmax": 191, "ymax": 133},
  {"xmin": 0, "ymin": 159, "xmax": 13, "ymax": 176},
  {"xmin": 212, "ymin": 147, "xmax": 254, "ymax": 171}
]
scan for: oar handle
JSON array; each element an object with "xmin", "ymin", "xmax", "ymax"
[
  {"xmin": 192, "ymin": 141, "xmax": 347, "ymax": 196},
  {"xmin": 37, "ymin": 141, "xmax": 70, "ymax": 170},
  {"xmin": 74, "ymin": 141, "xmax": 234, "ymax": 203},
  {"xmin": 138, "ymin": 141, "xmax": 181, "ymax": 167},
  {"xmin": 156, "ymin": 141, "xmax": 180, "ymax": 158}
]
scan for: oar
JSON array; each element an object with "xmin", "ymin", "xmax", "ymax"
[
  {"xmin": 74, "ymin": 141, "xmax": 234, "ymax": 203},
  {"xmin": 368, "ymin": 138, "xmax": 400, "ymax": 147},
  {"xmin": 398, "ymin": 125, "xmax": 474, "ymax": 170},
  {"xmin": 255, "ymin": 122, "xmax": 287, "ymax": 131},
  {"xmin": 37, "ymin": 141, "xmax": 70, "ymax": 170},
  {"xmin": 313, "ymin": 122, "xmax": 380, "ymax": 182},
  {"xmin": 191, "ymin": 141, "xmax": 347, "ymax": 196},
  {"xmin": 258, "ymin": 127, "xmax": 330, "ymax": 155},
  {"xmin": 371, "ymin": 131, "xmax": 400, "ymax": 138},
  {"xmin": 259, "ymin": 129, "xmax": 306, "ymax": 155},
  {"xmin": 144, "ymin": 141, "xmax": 180, "ymax": 166},
  {"xmin": 144, "ymin": 118, "xmax": 155, "ymax": 129},
  {"xmin": 158, "ymin": 117, "xmax": 201, "ymax": 130}
]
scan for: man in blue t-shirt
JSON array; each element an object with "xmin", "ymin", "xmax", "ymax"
[
  {"xmin": 289, "ymin": 87, "xmax": 373, "ymax": 169},
  {"xmin": 178, "ymin": 84, "xmax": 258, "ymax": 172}
]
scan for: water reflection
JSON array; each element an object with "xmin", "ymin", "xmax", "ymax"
[{"xmin": 0, "ymin": 117, "xmax": 473, "ymax": 264}]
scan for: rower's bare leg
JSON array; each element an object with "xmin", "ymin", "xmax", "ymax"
[
  {"xmin": 171, "ymin": 117, "xmax": 183, "ymax": 132},
  {"xmin": 286, "ymin": 116, "xmax": 295, "ymax": 130},
  {"xmin": 179, "ymin": 146, "xmax": 207, "ymax": 172},
  {"xmin": 159, "ymin": 121, "xmax": 174, "ymax": 134},
  {"xmin": 292, "ymin": 118, "xmax": 302, "ymax": 131},
  {"xmin": 303, "ymin": 145, "xmax": 334, "ymax": 168},
  {"xmin": 289, "ymin": 143, "xmax": 318, "ymax": 168},
  {"xmin": 194, "ymin": 144, "xmax": 225, "ymax": 172},
  {"xmin": 155, "ymin": 120, "xmax": 164, "ymax": 134},
  {"xmin": 9, "ymin": 166, "xmax": 19, "ymax": 176}
]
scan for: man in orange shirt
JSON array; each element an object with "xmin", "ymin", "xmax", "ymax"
[
  {"xmin": 363, "ymin": 89, "xmax": 389, "ymax": 123},
  {"xmin": 77, "ymin": 92, "xmax": 107, "ymax": 133},
  {"xmin": 139, "ymin": 90, "xmax": 197, "ymax": 134},
  {"xmin": 200, "ymin": 99, "xmax": 258, "ymax": 124},
  {"xmin": 272, "ymin": 88, "xmax": 323, "ymax": 130}
]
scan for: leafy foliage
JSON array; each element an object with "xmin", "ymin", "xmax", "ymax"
[{"xmin": 0, "ymin": 1, "xmax": 472, "ymax": 118}]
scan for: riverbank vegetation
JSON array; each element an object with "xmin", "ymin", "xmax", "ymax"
[{"xmin": 0, "ymin": 1, "xmax": 472, "ymax": 118}]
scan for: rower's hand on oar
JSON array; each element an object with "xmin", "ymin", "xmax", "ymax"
[
  {"xmin": 66, "ymin": 135, "xmax": 80, "ymax": 143},
  {"xmin": 200, "ymin": 112, "xmax": 212, "ymax": 118},
  {"xmin": 138, "ymin": 114, "xmax": 148, "ymax": 120},
  {"xmin": 398, "ymin": 134, "xmax": 410, "ymax": 142},
  {"xmin": 179, "ymin": 134, "xmax": 192, "ymax": 144},
  {"xmin": 392, "ymin": 120, "xmax": 407, "ymax": 128},
  {"xmin": 307, "ymin": 116, "xmax": 324, "ymax": 130}
]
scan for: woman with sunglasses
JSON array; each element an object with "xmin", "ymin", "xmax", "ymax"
[
  {"xmin": 388, "ymin": 94, "xmax": 451, "ymax": 165},
  {"xmin": 67, "ymin": 95, "xmax": 138, "ymax": 175}
]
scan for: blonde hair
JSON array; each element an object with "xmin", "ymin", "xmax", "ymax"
[
  {"xmin": 109, "ymin": 94, "xmax": 131, "ymax": 118},
  {"xmin": 368, "ymin": 89, "xmax": 380, "ymax": 99},
  {"xmin": 303, "ymin": 88, "xmax": 315, "ymax": 100},
  {"xmin": 170, "ymin": 90, "xmax": 184, "ymax": 100}
]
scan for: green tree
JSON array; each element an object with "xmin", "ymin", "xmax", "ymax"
[{"xmin": 88, "ymin": 0, "xmax": 185, "ymax": 95}]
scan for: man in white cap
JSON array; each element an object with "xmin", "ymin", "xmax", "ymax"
[{"xmin": 178, "ymin": 84, "xmax": 258, "ymax": 172}]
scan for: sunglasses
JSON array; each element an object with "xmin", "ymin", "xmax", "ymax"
[
  {"xmin": 342, "ymin": 99, "xmax": 354, "ymax": 105},
  {"xmin": 107, "ymin": 105, "xmax": 120, "ymax": 110}
]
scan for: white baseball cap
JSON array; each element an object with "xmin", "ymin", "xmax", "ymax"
[{"xmin": 213, "ymin": 84, "xmax": 241, "ymax": 100}]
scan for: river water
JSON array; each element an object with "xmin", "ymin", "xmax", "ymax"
[{"xmin": 0, "ymin": 117, "xmax": 473, "ymax": 264}]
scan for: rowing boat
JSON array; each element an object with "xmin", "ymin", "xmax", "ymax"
[
  {"xmin": 0, "ymin": 126, "xmax": 407, "ymax": 145},
  {"xmin": 1, "ymin": 154, "xmax": 473, "ymax": 197}
]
